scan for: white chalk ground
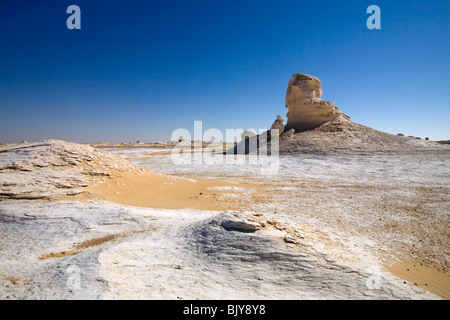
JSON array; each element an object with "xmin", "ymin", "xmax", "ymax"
[
  {"xmin": 1, "ymin": 147, "xmax": 448, "ymax": 299},
  {"xmin": 0, "ymin": 200, "xmax": 435, "ymax": 300}
]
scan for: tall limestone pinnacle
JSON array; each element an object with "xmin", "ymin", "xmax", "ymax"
[{"xmin": 284, "ymin": 73, "xmax": 350, "ymax": 131}]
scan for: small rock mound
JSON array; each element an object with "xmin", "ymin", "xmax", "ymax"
[{"xmin": 0, "ymin": 140, "xmax": 148, "ymax": 200}]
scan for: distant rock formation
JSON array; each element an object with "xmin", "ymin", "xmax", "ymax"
[
  {"xmin": 282, "ymin": 128, "xmax": 295, "ymax": 138},
  {"xmin": 241, "ymin": 130, "xmax": 257, "ymax": 141},
  {"xmin": 270, "ymin": 115, "xmax": 285, "ymax": 136},
  {"xmin": 285, "ymin": 73, "xmax": 350, "ymax": 131},
  {"xmin": 226, "ymin": 73, "xmax": 450, "ymax": 155}
]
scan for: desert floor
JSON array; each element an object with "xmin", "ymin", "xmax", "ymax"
[{"xmin": 1, "ymin": 145, "xmax": 449, "ymax": 299}]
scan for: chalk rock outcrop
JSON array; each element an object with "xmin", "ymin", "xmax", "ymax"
[
  {"xmin": 241, "ymin": 130, "xmax": 257, "ymax": 140},
  {"xmin": 221, "ymin": 218, "xmax": 261, "ymax": 232},
  {"xmin": 285, "ymin": 73, "xmax": 350, "ymax": 131},
  {"xmin": 282, "ymin": 128, "xmax": 295, "ymax": 137},
  {"xmin": 0, "ymin": 140, "xmax": 145, "ymax": 200},
  {"xmin": 270, "ymin": 115, "xmax": 285, "ymax": 136}
]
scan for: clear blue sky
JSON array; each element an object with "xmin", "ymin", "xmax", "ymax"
[{"xmin": 1, "ymin": 0, "xmax": 449, "ymax": 143}]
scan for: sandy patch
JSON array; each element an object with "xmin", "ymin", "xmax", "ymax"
[
  {"xmin": 39, "ymin": 250, "xmax": 79, "ymax": 260},
  {"xmin": 39, "ymin": 230, "xmax": 152, "ymax": 260},
  {"xmin": 387, "ymin": 262, "xmax": 450, "ymax": 300},
  {"xmin": 66, "ymin": 169, "xmax": 268, "ymax": 211},
  {"xmin": 2, "ymin": 276, "xmax": 21, "ymax": 285}
]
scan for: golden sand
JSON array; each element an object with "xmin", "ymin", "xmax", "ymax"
[
  {"xmin": 387, "ymin": 262, "xmax": 450, "ymax": 300},
  {"xmin": 39, "ymin": 230, "xmax": 152, "ymax": 260},
  {"xmin": 65, "ymin": 168, "xmax": 268, "ymax": 211}
]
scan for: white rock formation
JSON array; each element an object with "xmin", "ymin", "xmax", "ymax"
[
  {"xmin": 270, "ymin": 115, "xmax": 285, "ymax": 136},
  {"xmin": 282, "ymin": 128, "xmax": 295, "ymax": 137},
  {"xmin": 0, "ymin": 140, "xmax": 144, "ymax": 200},
  {"xmin": 221, "ymin": 217, "xmax": 262, "ymax": 231},
  {"xmin": 241, "ymin": 130, "xmax": 257, "ymax": 141},
  {"xmin": 285, "ymin": 73, "xmax": 350, "ymax": 131}
]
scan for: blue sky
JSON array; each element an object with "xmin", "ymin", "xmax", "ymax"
[{"xmin": 0, "ymin": 0, "xmax": 449, "ymax": 143}]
